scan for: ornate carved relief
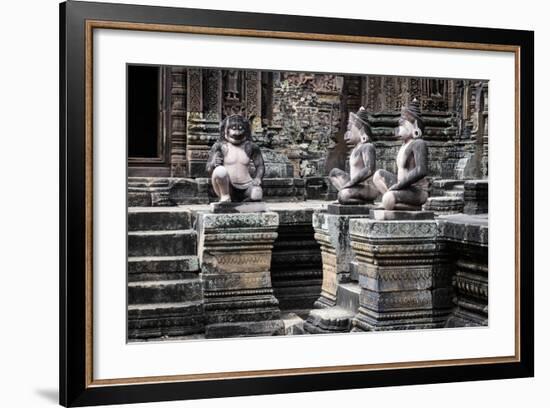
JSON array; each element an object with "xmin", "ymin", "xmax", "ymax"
[
  {"xmin": 187, "ymin": 68, "xmax": 203, "ymax": 113},
  {"xmin": 170, "ymin": 67, "xmax": 187, "ymax": 176}
]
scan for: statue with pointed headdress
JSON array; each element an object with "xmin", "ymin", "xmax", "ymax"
[
  {"xmin": 328, "ymin": 106, "xmax": 379, "ymax": 204},
  {"xmin": 373, "ymin": 98, "xmax": 429, "ymax": 210}
]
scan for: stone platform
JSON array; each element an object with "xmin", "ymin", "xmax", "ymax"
[
  {"xmin": 186, "ymin": 201, "xmax": 328, "ymax": 316},
  {"xmin": 134, "ymin": 201, "xmax": 489, "ymax": 341},
  {"xmin": 210, "ymin": 201, "xmax": 267, "ymax": 213},
  {"xmin": 370, "ymin": 209, "xmax": 434, "ymax": 220}
]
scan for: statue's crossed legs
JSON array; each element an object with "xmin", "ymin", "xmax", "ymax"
[
  {"xmin": 329, "ymin": 168, "xmax": 378, "ymax": 204},
  {"xmin": 373, "ymin": 169, "xmax": 428, "ymax": 210}
]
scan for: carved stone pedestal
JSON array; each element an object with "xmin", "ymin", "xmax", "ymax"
[
  {"xmin": 198, "ymin": 212, "xmax": 284, "ymax": 338},
  {"xmin": 349, "ymin": 217, "xmax": 453, "ymax": 331},
  {"xmin": 311, "ymin": 211, "xmax": 371, "ymax": 309}
]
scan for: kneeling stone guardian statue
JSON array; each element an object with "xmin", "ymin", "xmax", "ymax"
[
  {"xmin": 328, "ymin": 106, "xmax": 378, "ymax": 205},
  {"xmin": 373, "ymin": 99, "xmax": 429, "ymax": 210}
]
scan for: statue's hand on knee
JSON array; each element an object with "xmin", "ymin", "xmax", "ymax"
[{"xmin": 249, "ymin": 186, "xmax": 263, "ymax": 202}]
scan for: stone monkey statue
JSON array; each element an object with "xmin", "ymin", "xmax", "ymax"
[{"xmin": 206, "ymin": 114, "xmax": 264, "ymax": 202}]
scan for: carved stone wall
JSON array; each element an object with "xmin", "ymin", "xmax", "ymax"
[
  {"xmin": 131, "ymin": 66, "xmax": 489, "ymax": 193},
  {"xmin": 359, "ymin": 76, "xmax": 486, "ymax": 179},
  {"xmin": 437, "ymin": 214, "xmax": 488, "ymax": 327},
  {"xmin": 270, "ymin": 208, "xmax": 323, "ymax": 313},
  {"xmin": 270, "ymin": 72, "xmax": 343, "ymax": 177}
]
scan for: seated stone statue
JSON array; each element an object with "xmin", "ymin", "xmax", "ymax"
[
  {"xmin": 206, "ymin": 114, "xmax": 264, "ymax": 202},
  {"xmin": 372, "ymin": 99, "xmax": 429, "ymax": 210},
  {"xmin": 328, "ymin": 107, "xmax": 378, "ymax": 204}
]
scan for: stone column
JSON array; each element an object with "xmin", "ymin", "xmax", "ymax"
[
  {"xmin": 198, "ymin": 212, "xmax": 284, "ymax": 338},
  {"xmin": 349, "ymin": 218, "xmax": 453, "ymax": 331},
  {"xmin": 169, "ymin": 67, "xmax": 187, "ymax": 177},
  {"xmin": 245, "ymin": 70, "xmax": 262, "ymax": 133},
  {"xmin": 312, "ymin": 207, "xmax": 371, "ymax": 309}
]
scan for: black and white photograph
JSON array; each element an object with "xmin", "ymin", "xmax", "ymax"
[{"xmin": 126, "ymin": 65, "xmax": 489, "ymax": 342}]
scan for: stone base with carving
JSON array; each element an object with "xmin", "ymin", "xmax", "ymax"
[
  {"xmin": 198, "ymin": 212, "xmax": 284, "ymax": 338},
  {"xmin": 349, "ymin": 218, "xmax": 453, "ymax": 331},
  {"xmin": 311, "ymin": 211, "xmax": 370, "ymax": 310}
]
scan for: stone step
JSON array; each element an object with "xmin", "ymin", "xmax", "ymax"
[
  {"xmin": 128, "ymin": 208, "xmax": 192, "ymax": 231},
  {"xmin": 128, "ymin": 301, "xmax": 204, "ymax": 340},
  {"xmin": 128, "ymin": 229, "xmax": 197, "ymax": 257},
  {"xmin": 128, "ymin": 178, "xmax": 170, "ymax": 188},
  {"xmin": 134, "ymin": 333, "xmax": 206, "ymax": 343},
  {"xmin": 128, "ymin": 278, "xmax": 203, "ymax": 304},
  {"xmin": 281, "ymin": 312, "xmax": 306, "ymax": 335},
  {"xmin": 336, "ymin": 282, "xmax": 361, "ymax": 314},
  {"xmin": 128, "ymin": 255, "xmax": 199, "ymax": 280},
  {"xmin": 445, "ymin": 190, "xmax": 465, "ymax": 198}
]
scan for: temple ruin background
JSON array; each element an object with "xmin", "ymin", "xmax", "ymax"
[
  {"xmin": 128, "ymin": 65, "xmax": 488, "ymax": 204},
  {"xmin": 127, "ymin": 65, "xmax": 489, "ymax": 340}
]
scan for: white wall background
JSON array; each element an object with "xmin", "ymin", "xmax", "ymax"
[{"xmin": 0, "ymin": 0, "xmax": 544, "ymax": 407}]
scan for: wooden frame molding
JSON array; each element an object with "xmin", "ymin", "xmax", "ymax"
[{"xmin": 60, "ymin": 1, "xmax": 534, "ymax": 405}]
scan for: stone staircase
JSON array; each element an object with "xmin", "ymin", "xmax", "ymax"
[
  {"xmin": 127, "ymin": 178, "xmax": 172, "ymax": 207},
  {"xmin": 423, "ymin": 180, "xmax": 465, "ymax": 215},
  {"xmin": 445, "ymin": 185, "xmax": 464, "ymax": 199},
  {"xmin": 127, "ymin": 207, "xmax": 204, "ymax": 340}
]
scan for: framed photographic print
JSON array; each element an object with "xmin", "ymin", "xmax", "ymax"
[{"xmin": 59, "ymin": 0, "xmax": 534, "ymax": 406}]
